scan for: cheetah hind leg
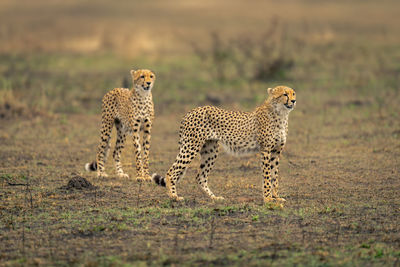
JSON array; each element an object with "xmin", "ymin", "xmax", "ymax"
[
  {"xmin": 196, "ymin": 140, "xmax": 224, "ymax": 201},
  {"xmin": 165, "ymin": 140, "xmax": 204, "ymax": 201}
]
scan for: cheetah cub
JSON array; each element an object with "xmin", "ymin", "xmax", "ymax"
[
  {"xmin": 85, "ymin": 69, "xmax": 155, "ymax": 181},
  {"xmin": 152, "ymin": 86, "xmax": 296, "ymax": 203}
]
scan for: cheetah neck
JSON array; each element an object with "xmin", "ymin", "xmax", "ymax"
[
  {"xmin": 255, "ymin": 101, "xmax": 290, "ymax": 136},
  {"xmin": 257, "ymin": 101, "xmax": 290, "ymax": 120},
  {"xmin": 130, "ymin": 88, "xmax": 152, "ymax": 102}
]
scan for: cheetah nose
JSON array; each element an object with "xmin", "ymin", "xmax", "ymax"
[
  {"xmin": 146, "ymin": 82, "xmax": 151, "ymax": 85},
  {"xmin": 291, "ymin": 100, "xmax": 296, "ymax": 104}
]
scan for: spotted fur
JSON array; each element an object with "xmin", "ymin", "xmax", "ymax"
[
  {"xmin": 85, "ymin": 69, "xmax": 155, "ymax": 181},
  {"xmin": 152, "ymin": 86, "xmax": 296, "ymax": 203}
]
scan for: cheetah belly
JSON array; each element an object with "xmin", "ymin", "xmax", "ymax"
[
  {"xmin": 211, "ymin": 129, "xmax": 259, "ymax": 156},
  {"xmin": 220, "ymin": 140, "xmax": 260, "ymax": 156},
  {"xmin": 206, "ymin": 115, "xmax": 259, "ymax": 156}
]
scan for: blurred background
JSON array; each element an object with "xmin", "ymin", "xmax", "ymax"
[{"xmin": 1, "ymin": 0, "xmax": 399, "ymax": 116}]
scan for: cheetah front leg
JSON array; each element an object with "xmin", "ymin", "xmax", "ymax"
[
  {"xmin": 129, "ymin": 119, "xmax": 146, "ymax": 181},
  {"xmin": 261, "ymin": 150, "xmax": 274, "ymax": 203},
  {"xmin": 132, "ymin": 131, "xmax": 145, "ymax": 182},
  {"xmin": 140, "ymin": 119, "xmax": 152, "ymax": 182},
  {"xmin": 113, "ymin": 121, "xmax": 129, "ymax": 179},
  {"xmin": 270, "ymin": 150, "xmax": 285, "ymax": 202}
]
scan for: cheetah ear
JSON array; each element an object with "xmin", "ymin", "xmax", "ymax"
[
  {"xmin": 267, "ymin": 87, "xmax": 274, "ymax": 95},
  {"xmin": 131, "ymin": 69, "xmax": 141, "ymax": 81}
]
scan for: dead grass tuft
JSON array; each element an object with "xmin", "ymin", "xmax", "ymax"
[{"xmin": 0, "ymin": 89, "xmax": 50, "ymax": 119}]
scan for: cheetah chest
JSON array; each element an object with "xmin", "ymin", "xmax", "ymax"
[
  {"xmin": 271, "ymin": 120, "xmax": 288, "ymax": 148},
  {"xmin": 118, "ymin": 98, "xmax": 153, "ymax": 134}
]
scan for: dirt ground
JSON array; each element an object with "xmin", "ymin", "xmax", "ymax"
[{"xmin": 1, "ymin": 98, "xmax": 399, "ymax": 265}]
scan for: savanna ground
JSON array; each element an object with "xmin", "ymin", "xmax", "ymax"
[{"xmin": 1, "ymin": 0, "xmax": 400, "ymax": 266}]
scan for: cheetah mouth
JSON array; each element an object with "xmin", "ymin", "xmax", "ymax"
[
  {"xmin": 284, "ymin": 103, "xmax": 294, "ymax": 109},
  {"xmin": 142, "ymin": 86, "xmax": 151, "ymax": 91}
]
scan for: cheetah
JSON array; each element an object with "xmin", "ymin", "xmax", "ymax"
[
  {"xmin": 152, "ymin": 86, "xmax": 296, "ymax": 203},
  {"xmin": 85, "ymin": 69, "xmax": 155, "ymax": 181}
]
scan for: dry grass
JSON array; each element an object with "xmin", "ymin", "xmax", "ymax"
[{"xmin": 0, "ymin": 105, "xmax": 399, "ymax": 265}]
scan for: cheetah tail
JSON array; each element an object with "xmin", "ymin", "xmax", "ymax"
[
  {"xmin": 84, "ymin": 161, "xmax": 97, "ymax": 172},
  {"xmin": 152, "ymin": 173, "xmax": 166, "ymax": 187}
]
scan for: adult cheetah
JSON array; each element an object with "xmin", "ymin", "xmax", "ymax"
[
  {"xmin": 152, "ymin": 86, "xmax": 296, "ymax": 203},
  {"xmin": 85, "ymin": 69, "xmax": 155, "ymax": 181}
]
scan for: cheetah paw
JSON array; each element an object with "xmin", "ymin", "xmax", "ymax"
[
  {"xmin": 264, "ymin": 197, "xmax": 275, "ymax": 203},
  {"xmin": 273, "ymin": 197, "xmax": 286, "ymax": 202},
  {"xmin": 171, "ymin": 196, "xmax": 184, "ymax": 201},
  {"xmin": 136, "ymin": 175, "xmax": 152, "ymax": 182},
  {"xmin": 141, "ymin": 175, "xmax": 153, "ymax": 182},
  {"xmin": 117, "ymin": 173, "xmax": 129, "ymax": 179},
  {"xmin": 97, "ymin": 172, "xmax": 109, "ymax": 178},
  {"xmin": 211, "ymin": 196, "xmax": 225, "ymax": 201}
]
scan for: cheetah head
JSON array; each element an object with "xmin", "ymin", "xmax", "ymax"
[
  {"xmin": 267, "ymin": 86, "xmax": 296, "ymax": 111},
  {"xmin": 130, "ymin": 69, "xmax": 156, "ymax": 94}
]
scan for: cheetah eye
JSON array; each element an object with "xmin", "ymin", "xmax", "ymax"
[
  {"xmin": 140, "ymin": 75, "xmax": 145, "ymax": 79},
  {"xmin": 150, "ymin": 75, "xmax": 154, "ymax": 78},
  {"xmin": 283, "ymin": 93, "xmax": 288, "ymax": 97}
]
